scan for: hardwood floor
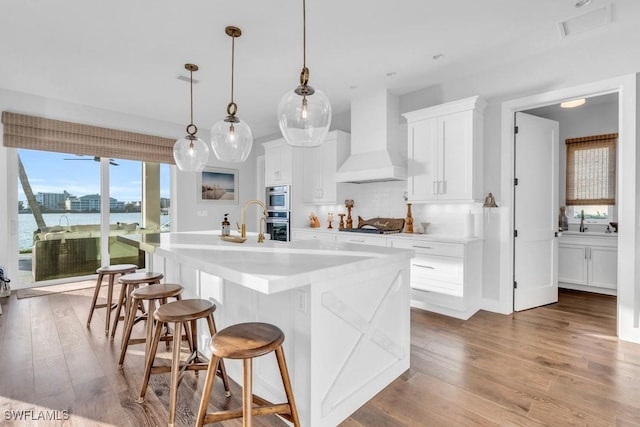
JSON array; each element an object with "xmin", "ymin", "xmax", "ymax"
[{"xmin": 1, "ymin": 287, "xmax": 639, "ymax": 426}]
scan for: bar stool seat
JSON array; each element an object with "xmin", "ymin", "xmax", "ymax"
[
  {"xmin": 138, "ymin": 299, "xmax": 230, "ymax": 427},
  {"xmin": 196, "ymin": 322, "xmax": 300, "ymax": 427},
  {"xmin": 86, "ymin": 264, "xmax": 137, "ymax": 335},
  {"xmin": 118, "ymin": 283, "xmax": 184, "ymax": 368},
  {"xmin": 110, "ymin": 271, "xmax": 163, "ymax": 341}
]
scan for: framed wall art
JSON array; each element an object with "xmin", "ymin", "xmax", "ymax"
[{"xmin": 199, "ymin": 167, "xmax": 238, "ymax": 204}]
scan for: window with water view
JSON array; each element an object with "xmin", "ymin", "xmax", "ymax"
[{"xmin": 17, "ymin": 149, "xmax": 170, "ymax": 285}]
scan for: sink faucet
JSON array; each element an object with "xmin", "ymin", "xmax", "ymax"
[
  {"xmin": 240, "ymin": 200, "xmax": 267, "ymax": 243},
  {"xmin": 579, "ymin": 209, "xmax": 588, "ymax": 232}
]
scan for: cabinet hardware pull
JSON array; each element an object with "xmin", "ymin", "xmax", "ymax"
[
  {"xmin": 413, "ymin": 246, "xmax": 433, "ymax": 249},
  {"xmin": 350, "ymin": 239, "xmax": 365, "ymax": 243},
  {"xmin": 414, "ymin": 264, "xmax": 435, "ymax": 269}
]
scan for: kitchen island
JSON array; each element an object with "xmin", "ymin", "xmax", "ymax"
[{"xmin": 118, "ymin": 231, "xmax": 413, "ymax": 426}]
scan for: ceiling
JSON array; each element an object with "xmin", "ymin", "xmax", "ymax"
[{"xmin": 1, "ymin": 0, "xmax": 637, "ymax": 140}]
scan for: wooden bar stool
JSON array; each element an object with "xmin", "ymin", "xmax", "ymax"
[
  {"xmin": 137, "ymin": 299, "xmax": 231, "ymax": 427},
  {"xmin": 196, "ymin": 322, "xmax": 300, "ymax": 427},
  {"xmin": 117, "ymin": 283, "xmax": 184, "ymax": 369},
  {"xmin": 110, "ymin": 271, "xmax": 163, "ymax": 341},
  {"xmin": 86, "ymin": 264, "xmax": 138, "ymax": 335}
]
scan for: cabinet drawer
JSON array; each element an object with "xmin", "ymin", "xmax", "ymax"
[
  {"xmin": 293, "ymin": 231, "xmax": 335, "ymax": 242},
  {"xmin": 391, "ymin": 239, "xmax": 464, "ymax": 258},
  {"xmin": 411, "ymin": 278, "xmax": 463, "ymax": 297},
  {"xmin": 335, "ymin": 234, "xmax": 387, "ymax": 246},
  {"xmin": 411, "ymin": 255, "xmax": 463, "ymax": 284}
]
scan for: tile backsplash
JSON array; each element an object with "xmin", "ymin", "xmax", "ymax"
[{"xmin": 303, "ymin": 180, "xmax": 484, "ymax": 237}]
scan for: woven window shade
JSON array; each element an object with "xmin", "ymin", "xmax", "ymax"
[
  {"xmin": 1, "ymin": 111, "xmax": 176, "ymax": 164},
  {"xmin": 565, "ymin": 133, "xmax": 617, "ymax": 206}
]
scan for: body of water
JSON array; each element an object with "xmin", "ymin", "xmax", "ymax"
[{"xmin": 19, "ymin": 212, "xmax": 170, "ymax": 250}]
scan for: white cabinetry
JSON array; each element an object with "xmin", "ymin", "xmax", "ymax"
[
  {"xmin": 292, "ymin": 230, "xmax": 335, "ymax": 242},
  {"xmin": 558, "ymin": 233, "xmax": 617, "ymax": 295},
  {"xmin": 292, "ymin": 228, "xmax": 482, "ymax": 320},
  {"xmin": 403, "ymin": 96, "xmax": 486, "ymax": 202},
  {"xmin": 303, "ymin": 130, "xmax": 350, "ymax": 204},
  {"xmin": 390, "ymin": 237, "xmax": 482, "ymax": 320},
  {"xmin": 263, "ymin": 139, "xmax": 293, "ymax": 186}
]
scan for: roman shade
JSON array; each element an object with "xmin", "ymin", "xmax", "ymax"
[
  {"xmin": 1, "ymin": 111, "xmax": 176, "ymax": 164},
  {"xmin": 565, "ymin": 133, "xmax": 617, "ymax": 206}
]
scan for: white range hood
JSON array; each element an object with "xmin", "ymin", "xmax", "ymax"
[{"xmin": 335, "ymin": 89, "xmax": 407, "ymax": 183}]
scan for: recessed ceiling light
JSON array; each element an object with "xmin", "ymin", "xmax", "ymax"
[
  {"xmin": 560, "ymin": 98, "xmax": 586, "ymax": 108},
  {"xmin": 432, "ymin": 53, "xmax": 444, "ymax": 60},
  {"xmin": 575, "ymin": 0, "xmax": 592, "ymax": 8}
]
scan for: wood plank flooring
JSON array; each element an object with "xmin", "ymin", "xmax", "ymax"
[{"xmin": 1, "ymin": 286, "xmax": 639, "ymax": 426}]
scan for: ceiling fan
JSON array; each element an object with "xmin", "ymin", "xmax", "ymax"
[{"xmin": 63, "ymin": 156, "xmax": 119, "ymax": 166}]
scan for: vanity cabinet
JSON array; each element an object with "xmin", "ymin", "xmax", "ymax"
[
  {"xmin": 263, "ymin": 138, "xmax": 293, "ymax": 186},
  {"xmin": 558, "ymin": 233, "xmax": 617, "ymax": 295},
  {"xmin": 402, "ymin": 96, "xmax": 486, "ymax": 203},
  {"xmin": 302, "ymin": 130, "xmax": 350, "ymax": 204}
]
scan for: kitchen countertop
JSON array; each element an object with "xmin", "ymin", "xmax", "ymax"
[{"xmin": 118, "ymin": 230, "xmax": 414, "ymax": 294}]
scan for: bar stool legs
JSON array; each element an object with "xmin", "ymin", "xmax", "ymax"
[
  {"xmin": 86, "ymin": 264, "xmax": 137, "ymax": 335},
  {"xmin": 137, "ymin": 299, "xmax": 230, "ymax": 427},
  {"xmin": 117, "ymin": 284, "xmax": 184, "ymax": 368},
  {"xmin": 109, "ymin": 271, "xmax": 163, "ymax": 341},
  {"xmin": 196, "ymin": 322, "xmax": 300, "ymax": 427}
]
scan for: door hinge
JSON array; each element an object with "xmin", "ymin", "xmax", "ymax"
[
  {"xmin": 514, "ymin": 230, "xmax": 518, "ymax": 237},
  {"xmin": 514, "ymin": 126, "xmax": 519, "ymax": 134},
  {"xmin": 514, "ymin": 281, "xmax": 518, "ymax": 289},
  {"xmin": 514, "ymin": 178, "xmax": 519, "ymax": 186}
]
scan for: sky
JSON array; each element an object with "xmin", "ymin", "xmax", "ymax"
[{"xmin": 18, "ymin": 149, "xmax": 170, "ymax": 203}]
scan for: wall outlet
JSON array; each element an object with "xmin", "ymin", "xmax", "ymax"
[{"xmin": 197, "ymin": 210, "xmax": 208, "ymax": 217}]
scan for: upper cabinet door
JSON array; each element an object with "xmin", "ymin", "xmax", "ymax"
[
  {"xmin": 407, "ymin": 117, "xmax": 438, "ymax": 201},
  {"xmin": 437, "ymin": 110, "xmax": 474, "ymax": 201},
  {"xmin": 302, "ymin": 131, "xmax": 350, "ymax": 204},
  {"xmin": 264, "ymin": 139, "xmax": 293, "ymax": 187},
  {"xmin": 403, "ymin": 96, "xmax": 486, "ymax": 203}
]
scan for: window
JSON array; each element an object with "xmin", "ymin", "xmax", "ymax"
[{"xmin": 565, "ymin": 133, "xmax": 617, "ymax": 206}]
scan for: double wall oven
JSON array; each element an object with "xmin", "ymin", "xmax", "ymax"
[{"xmin": 265, "ymin": 185, "xmax": 290, "ymax": 241}]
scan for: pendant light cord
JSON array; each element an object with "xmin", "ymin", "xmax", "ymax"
[
  {"xmin": 230, "ymin": 35, "xmax": 235, "ymax": 106},
  {"xmin": 189, "ymin": 67, "xmax": 194, "ymax": 126},
  {"xmin": 186, "ymin": 64, "xmax": 198, "ymax": 136},
  {"xmin": 302, "ymin": 0, "xmax": 307, "ymax": 70}
]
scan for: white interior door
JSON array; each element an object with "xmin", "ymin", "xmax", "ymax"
[{"xmin": 514, "ymin": 112, "xmax": 559, "ymax": 311}]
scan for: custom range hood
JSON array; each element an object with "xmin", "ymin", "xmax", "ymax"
[{"xmin": 335, "ymin": 89, "xmax": 407, "ymax": 183}]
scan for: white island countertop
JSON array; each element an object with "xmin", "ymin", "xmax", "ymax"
[
  {"xmin": 118, "ymin": 230, "xmax": 414, "ymax": 295},
  {"xmin": 119, "ymin": 229, "xmax": 414, "ymax": 426}
]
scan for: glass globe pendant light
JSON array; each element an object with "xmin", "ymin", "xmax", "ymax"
[
  {"xmin": 173, "ymin": 63, "xmax": 210, "ymax": 172},
  {"xmin": 211, "ymin": 26, "xmax": 253, "ymax": 163},
  {"xmin": 278, "ymin": 0, "xmax": 331, "ymax": 147}
]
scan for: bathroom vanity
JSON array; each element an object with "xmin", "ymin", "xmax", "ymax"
[{"xmin": 558, "ymin": 231, "xmax": 618, "ymax": 295}]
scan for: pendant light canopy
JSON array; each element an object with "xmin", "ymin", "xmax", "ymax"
[
  {"xmin": 173, "ymin": 63, "xmax": 209, "ymax": 172},
  {"xmin": 211, "ymin": 26, "xmax": 253, "ymax": 163},
  {"xmin": 278, "ymin": 0, "xmax": 331, "ymax": 147}
]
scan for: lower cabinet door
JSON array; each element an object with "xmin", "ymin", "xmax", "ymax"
[
  {"xmin": 558, "ymin": 244, "xmax": 587, "ymax": 285},
  {"xmin": 588, "ymin": 246, "xmax": 617, "ymax": 289}
]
